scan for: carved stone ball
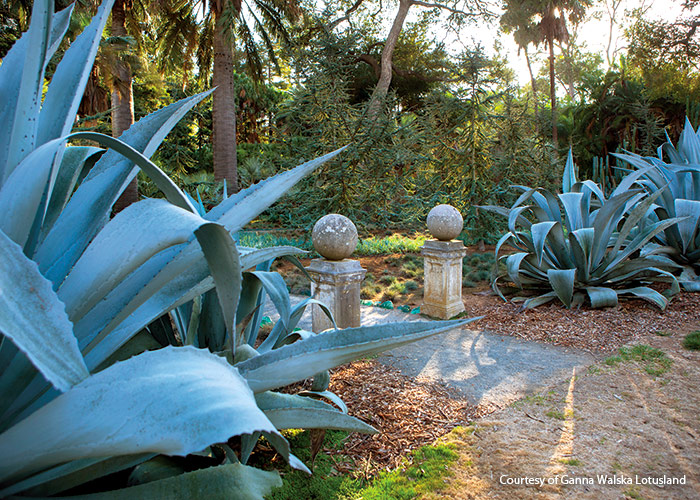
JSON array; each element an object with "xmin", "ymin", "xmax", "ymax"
[
  {"xmin": 312, "ymin": 214, "xmax": 359, "ymax": 260},
  {"xmin": 426, "ymin": 204, "xmax": 463, "ymax": 241}
]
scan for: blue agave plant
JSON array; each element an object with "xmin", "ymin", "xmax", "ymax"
[{"xmin": 481, "ymin": 151, "xmax": 681, "ymax": 309}]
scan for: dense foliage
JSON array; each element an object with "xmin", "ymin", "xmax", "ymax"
[{"xmin": 3, "ymin": 0, "xmax": 696, "ymax": 242}]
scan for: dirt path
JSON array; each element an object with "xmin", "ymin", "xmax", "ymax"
[{"xmin": 432, "ymin": 329, "xmax": 700, "ymax": 500}]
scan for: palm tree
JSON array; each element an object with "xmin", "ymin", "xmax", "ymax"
[
  {"xmin": 111, "ymin": 0, "xmax": 138, "ymax": 211},
  {"xmin": 501, "ymin": 0, "xmax": 590, "ymax": 147},
  {"xmin": 501, "ymin": 0, "xmax": 542, "ymax": 133},
  {"xmin": 159, "ymin": 0, "xmax": 300, "ymax": 195}
]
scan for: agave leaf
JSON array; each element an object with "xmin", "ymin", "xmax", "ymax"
[
  {"xmin": 575, "ymin": 180, "xmax": 606, "ymax": 204},
  {"xmin": 617, "ymin": 287, "xmax": 668, "ymax": 309},
  {"xmin": 196, "ymin": 290, "xmax": 227, "ymax": 351},
  {"xmin": 70, "ymin": 132, "xmax": 196, "ymax": 212},
  {"xmin": 547, "ymin": 269, "xmax": 576, "ymax": 308},
  {"xmin": 590, "ymin": 189, "xmax": 641, "ymax": 266},
  {"xmin": 238, "ymin": 320, "xmax": 475, "ymax": 393},
  {"xmin": 0, "ymin": 347, "xmax": 280, "ymax": 483},
  {"xmin": 0, "ymin": 5, "xmax": 73, "ymax": 183},
  {"xmin": 559, "ymin": 192, "xmax": 584, "ymax": 233},
  {"xmin": 35, "ymin": 93, "xmax": 212, "ymax": 286},
  {"xmin": 74, "ymin": 246, "xmax": 300, "ymax": 358},
  {"xmin": 258, "ymin": 299, "xmax": 335, "ymax": 354},
  {"xmin": 36, "ymin": 0, "xmax": 115, "ymax": 145},
  {"xmin": 206, "ymin": 148, "xmax": 346, "ymax": 232},
  {"xmin": 602, "ymin": 218, "xmax": 685, "ymax": 275},
  {"xmin": 247, "ymin": 271, "xmax": 291, "ymax": 331},
  {"xmin": 194, "ymin": 223, "xmax": 242, "ymax": 351},
  {"xmin": 584, "ymin": 287, "xmax": 618, "ymax": 308},
  {"xmin": 296, "ymin": 390, "xmax": 348, "ymax": 413},
  {"xmin": 521, "ymin": 291, "xmax": 558, "ymax": 309},
  {"xmin": 679, "ymin": 267, "xmax": 700, "ymax": 291},
  {"xmin": 674, "ymin": 199, "xmax": 700, "ymax": 253},
  {"xmin": 4, "ymin": 1, "xmax": 53, "ymax": 177},
  {"xmin": 679, "ymin": 117, "xmax": 700, "ymax": 163},
  {"xmin": 569, "ymin": 228, "xmax": 594, "ymax": 281},
  {"xmin": 562, "ymin": 149, "xmax": 577, "ymax": 193},
  {"xmin": 59, "ymin": 199, "xmax": 206, "ymax": 325},
  {"xmin": 538, "ymin": 190, "xmax": 562, "ymax": 222},
  {"xmin": 607, "ymin": 189, "xmax": 667, "ymax": 262},
  {"xmin": 531, "ymin": 221, "xmax": 557, "ymax": 267},
  {"xmin": 508, "ymin": 205, "xmax": 531, "ymax": 234},
  {"xmin": 0, "ymin": 229, "xmax": 88, "ymax": 394},
  {"xmin": 511, "ymin": 188, "xmax": 539, "ymax": 210},
  {"xmin": 33, "ymin": 463, "xmax": 282, "ymax": 500},
  {"xmin": 0, "ymin": 138, "xmax": 66, "ymax": 248},
  {"xmin": 43, "ymin": 146, "xmax": 103, "ymax": 235},
  {"xmin": 476, "ymin": 205, "xmax": 531, "ymax": 231},
  {"xmin": 0, "ymin": 455, "xmax": 153, "ymax": 497},
  {"xmin": 255, "ymin": 392, "xmax": 376, "ymax": 433},
  {"xmin": 505, "ymin": 252, "xmax": 529, "ymax": 288}
]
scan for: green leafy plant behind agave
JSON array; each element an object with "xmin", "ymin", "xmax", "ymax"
[
  {"xmin": 614, "ymin": 117, "xmax": 700, "ymax": 290},
  {"xmin": 0, "ymin": 2, "xmax": 475, "ymax": 497},
  {"xmin": 480, "ymin": 151, "xmax": 681, "ymax": 309}
]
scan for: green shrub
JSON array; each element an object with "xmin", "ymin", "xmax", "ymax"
[
  {"xmin": 683, "ymin": 330, "xmax": 700, "ymax": 350},
  {"xmin": 404, "ymin": 280, "xmax": 419, "ymax": 291}
]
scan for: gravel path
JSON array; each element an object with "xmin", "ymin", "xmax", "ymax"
[{"xmin": 264, "ymin": 296, "xmax": 595, "ymax": 408}]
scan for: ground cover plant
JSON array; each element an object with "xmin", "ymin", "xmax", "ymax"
[
  {"xmin": 683, "ymin": 330, "xmax": 700, "ymax": 350},
  {"xmin": 482, "ymin": 151, "xmax": 682, "ymax": 309},
  {"xmin": 0, "ymin": 2, "xmax": 475, "ymax": 497}
]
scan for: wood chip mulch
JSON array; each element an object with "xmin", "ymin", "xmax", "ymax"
[
  {"xmin": 319, "ymin": 360, "xmax": 478, "ymax": 474},
  {"xmin": 472, "ymin": 290, "xmax": 700, "ymax": 353}
]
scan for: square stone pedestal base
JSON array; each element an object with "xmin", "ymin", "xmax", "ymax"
[
  {"xmin": 306, "ymin": 258, "xmax": 367, "ymax": 332},
  {"xmin": 421, "ymin": 239, "xmax": 466, "ymax": 319}
]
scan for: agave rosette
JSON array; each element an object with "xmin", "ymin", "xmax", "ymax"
[
  {"xmin": 481, "ymin": 151, "xmax": 681, "ymax": 309},
  {"xmin": 614, "ymin": 117, "xmax": 700, "ymax": 290}
]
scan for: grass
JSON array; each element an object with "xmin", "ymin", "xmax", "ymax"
[
  {"xmin": 237, "ymin": 231, "xmax": 430, "ymax": 257},
  {"xmin": 558, "ymin": 458, "xmax": 582, "ymax": 466},
  {"xmin": 349, "ymin": 444, "xmax": 458, "ymax": 500},
  {"xmin": 356, "ymin": 233, "xmax": 429, "ymax": 256},
  {"xmin": 604, "ymin": 344, "xmax": 672, "ymax": 376},
  {"xmin": 266, "ymin": 428, "xmax": 466, "ymax": 500},
  {"xmin": 683, "ymin": 330, "xmax": 700, "ymax": 350},
  {"xmin": 545, "ymin": 410, "xmax": 566, "ymax": 420}
]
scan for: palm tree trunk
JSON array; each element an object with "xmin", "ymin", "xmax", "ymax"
[
  {"xmin": 112, "ymin": 0, "xmax": 137, "ymax": 213},
  {"xmin": 548, "ymin": 37, "xmax": 558, "ymax": 147},
  {"xmin": 212, "ymin": 2, "xmax": 238, "ymax": 196},
  {"xmin": 524, "ymin": 46, "xmax": 540, "ymax": 135},
  {"xmin": 367, "ymin": 0, "xmax": 411, "ymax": 118}
]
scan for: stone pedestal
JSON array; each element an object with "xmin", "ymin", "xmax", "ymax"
[
  {"xmin": 421, "ymin": 240, "xmax": 466, "ymax": 319},
  {"xmin": 306, "ymin": 258, "xmax": 367, "ymax": 332}
]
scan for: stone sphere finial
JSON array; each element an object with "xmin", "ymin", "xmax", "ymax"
[
  {"xmin": 427, "ymin": 204, "xmax": 463, "ymax": 241},
  {"xmin": 312, "ymin": 214, "xmax": 359, "ymax": 260}
]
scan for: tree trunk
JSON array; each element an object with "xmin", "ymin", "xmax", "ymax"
[
  {"xmin": 524, "ymin": 47, "xmax": 540, "ymax": 135},
  {"xmin": 548, "ymin": 37, "xmax": 558, "ymax": 148},
  {"xmin": 212, "ymin": 1, "xmax": 238, "ymax": 196},
  {"xmin": 111, "ymin": 0, "xmax": 137, "ymax": 213},
  {"xmin": 366, "ymin": 0, "xmax": 411, "ymax": 118}
]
